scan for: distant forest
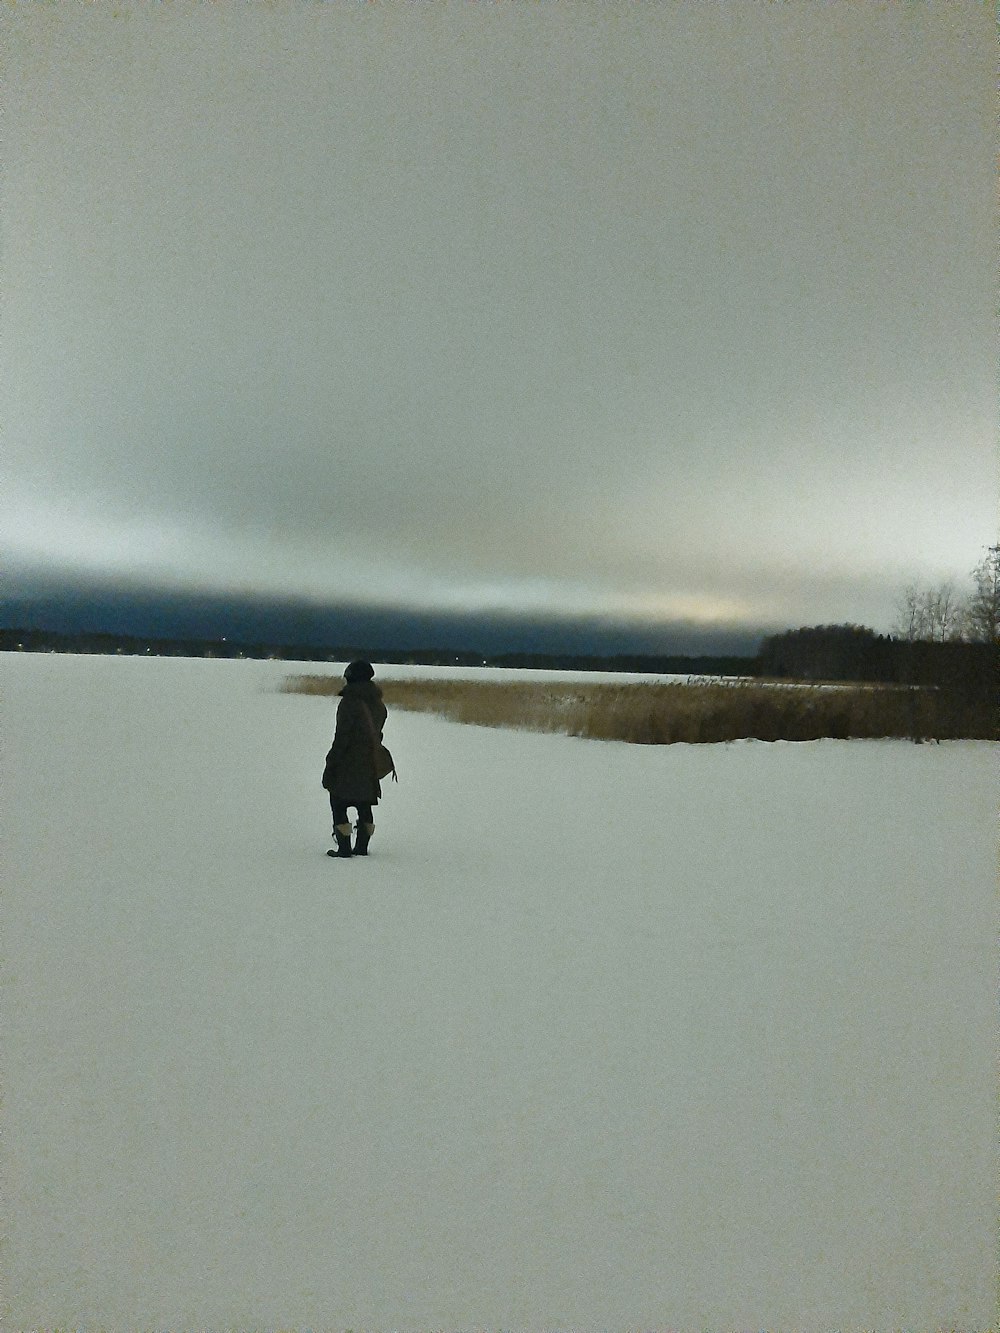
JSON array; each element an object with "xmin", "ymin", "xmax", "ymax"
[{"xmin": 758, "ymin": 625, "xmax": 997, "ymax": 700}]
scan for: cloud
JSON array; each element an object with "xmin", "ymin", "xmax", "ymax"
[{"xmin": 2, "ymin": 1, "xmax": 994, "ymax": 638}]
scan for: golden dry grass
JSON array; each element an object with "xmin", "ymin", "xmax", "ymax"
[{"xmin": 282, "ymin": 674, "xmax": 995, "ymax": 743}]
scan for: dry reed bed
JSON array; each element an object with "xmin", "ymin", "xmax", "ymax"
[{"xmin": 282, "ymin": 674, "xmax": 994, "ymax": 744}]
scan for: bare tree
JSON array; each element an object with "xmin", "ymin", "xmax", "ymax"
[
  {"xmin": 893, "ymin": 580, "xmax": 963, "ymax": 641},
  {"xmin": 965, "ymin": 544, "xmax": 1000, "ymax": 643},
  {"xmin": 927, "ymin": 581, "xmax": 964, "ymax": 641},
  {"xmin": 894, "ymin": 583, "xmax": 927, "ymax": 640}
]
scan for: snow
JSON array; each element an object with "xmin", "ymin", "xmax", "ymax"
[{"xmin": 3, "ymin": 652, "xmax": 996, "ymax": 1331}]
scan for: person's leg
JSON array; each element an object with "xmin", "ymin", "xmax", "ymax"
[
  {"xmin": 354, "ymin": 802, "xmax": 375, "ymax": 855},
  {"xmin": 330, "ymin": 799, "xmax": 353, "ymax": 857}
]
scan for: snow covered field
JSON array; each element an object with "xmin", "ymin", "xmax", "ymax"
[{"xmin": 3, "ymin": 652, "xmax": 996, "ymax": 1331}]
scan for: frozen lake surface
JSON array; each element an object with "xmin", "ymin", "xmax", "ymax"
[{"xmin": 3, "ymin": 653, "xmax": 996, "ymax": 1330}]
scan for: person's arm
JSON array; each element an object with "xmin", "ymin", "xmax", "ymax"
[
  {"xmin": 327, "ymin": 696, "xmax": 360, "ymax": 763},
  {"xmin": 322, "ymin": 697, "xmax": 351, "ymax": 787}
]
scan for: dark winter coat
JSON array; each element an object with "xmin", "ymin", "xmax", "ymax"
[{"xmin": 321, "ymin": 680, "xmax": 388, "ymax": 805}]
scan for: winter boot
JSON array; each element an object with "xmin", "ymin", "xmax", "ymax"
[
  {"xmin": 354, "ymin": 821, "xmax": 375, "ymax": 856},
  {"xmin": 328, "ymin": 823, "xmax": 353, "ymax": 858}
]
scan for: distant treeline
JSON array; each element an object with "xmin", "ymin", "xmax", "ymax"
[
  {"xmin": 5, "ymin": 624, "xmax": 997, "ymax": 704},
  {"xmin": 1, "ymin": 627, "xmax": 329, "ymax": 661},
  {"xmin": 0, "ymin": 626, "xmax": 754, "ymax": 677},
  {"xmin": 759, "ymin": 624, "xmax": 998, "ymax": 701}
]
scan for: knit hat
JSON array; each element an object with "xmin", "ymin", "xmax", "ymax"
[{"xmin": 344, "ymin": 659, "xmax": 375, "ymax": 683}]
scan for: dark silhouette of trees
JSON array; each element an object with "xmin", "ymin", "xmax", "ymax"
[
  {"xmin": 756, "ymin": 624, "xmax": 892, "ymax": 682},
  {"xmin": 757, "ymin": 623, "xmax": 997, "ymax": 741}
]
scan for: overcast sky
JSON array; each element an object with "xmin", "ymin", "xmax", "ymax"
[{"xmin": 4, "ymin": 1, "xmax": 995, "ymax": 637}]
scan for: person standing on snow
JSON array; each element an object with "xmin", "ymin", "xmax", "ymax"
[{"xmin": 321, "ymin": 660, "xmax": 390, "ymax": 858}]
